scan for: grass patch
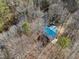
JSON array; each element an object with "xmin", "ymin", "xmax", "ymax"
[{"xmin": 57, "ymin": 36, "xmax": 71, "ymax": 48}]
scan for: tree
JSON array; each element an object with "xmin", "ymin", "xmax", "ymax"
[
  {"xmin": 61, "ymin": 0, "xmax": 78, "ymax": 13},
  {"xmin": 40, "ymin": 0, "xmax": 49, "ymax": 12}
]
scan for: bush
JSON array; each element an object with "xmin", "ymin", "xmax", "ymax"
[
  {"xmin": 0, "ymin": 0, "xmax": 11, "ymax": 32},
  {"xmin": 57, "ymin": 36, "xmax": 71, "ymax": 48},
  {"xmin": 22, "ymin": 21, "xmax": 31, "ymax": 34}
]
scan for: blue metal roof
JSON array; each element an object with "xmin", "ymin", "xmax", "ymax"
[{"xmin": 43, "ymin": 25, "xmax": 58, "ymax": 40}]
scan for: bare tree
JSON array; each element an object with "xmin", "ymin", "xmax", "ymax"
[{"xmin": 61, "ymin": 0, "xmax": 78, "ymax": 13}]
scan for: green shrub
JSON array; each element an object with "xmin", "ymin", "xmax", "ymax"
[
  {"xmin": 22, "ymin": 21, "xmax": 30, "ymax": 34},
  {"xmin": 57, "ymin": 36, "xmax": 71, "ymax": 48},
  {"xmin": 0, "ymin": 0, "xmax": 10, "ymax": 18},
  {"xmin": 0, "ymin": 0, "xmax": 12, "ymax": 32},
  {"xmin": 0, "ymin": 19, "xmax": 3, "ymax": 32}
]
